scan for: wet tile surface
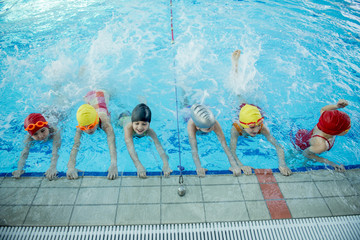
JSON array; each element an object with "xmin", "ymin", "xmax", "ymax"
[
  {"xmin": 287, "ymin": 198, "xmax": 332, "ymax": 218},
  {"xmin": 161, "ymin": 203, "xmax": 205, "ymax": 224},
  {"xmin": 204, "ymin": 202, "xmax": 249, "ymax": 222},
  {"xmin": 116, "ymin": 204, "xmax": 161, "ymax": 225},
  {"xmin": 0, "ymin": 169, "xmax": 359, "ymax": 226},
  {"xmin": 202, "ymin": 185, "xmax": 243, "ymax": 202},
  {"xmin": 246, "ymin": 201, "xmax": 271, "ymax": 220},
  {"xmin": 25, "ymin": 206, "xmax": 73, "ymax": 226},
  {"xmin": 278, "ymin": 182, "xmax": 322, "ymax": 198}
]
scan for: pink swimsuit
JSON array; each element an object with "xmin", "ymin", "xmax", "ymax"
[{"xmin": 84, "ymin": 90, "xmax": 110, "ymax": 116}]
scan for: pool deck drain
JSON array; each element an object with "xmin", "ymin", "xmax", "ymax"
[{"xmin": 0, "ymin": 169, "xmax": 359, "ymax": 226}]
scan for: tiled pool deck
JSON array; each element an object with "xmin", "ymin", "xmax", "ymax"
[{"xmin": 0, "ymin": 169, "xmax": 359, "ymax": 226}]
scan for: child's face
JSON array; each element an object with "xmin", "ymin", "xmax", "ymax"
[
  {"xmin": 132, "ymin": 121, "xmax": 149, "ymax": 135},
  {"xmin": 83, "ymin": 124, "xmax": 98, "ymax": 135},
  {"xmin": 31, "ymin": 127, "xmax": 50, "ymax": 141},
  {"xmin": 197, "ymin": 125, "xmax": 215, "ymax": 133},
  {"xmin": 243, "ymin": 125, "xmax": 262, "ymax": 137}
]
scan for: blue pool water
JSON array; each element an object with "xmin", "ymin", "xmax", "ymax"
[{"xmin": 0, "ymin": 0, "xmax": 359, "ymax": 175}]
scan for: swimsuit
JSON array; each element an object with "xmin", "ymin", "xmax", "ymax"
[
  {"xmin": 232, "ymin": 122, "xmax": 263, "ymax": 137},
  {"xmin": 84, "ymin": 90, "xmax": 110, "ymax": 116},
  {"xmin": 294, "ymin": 129, "xmax": 335, "ymax": 151}
]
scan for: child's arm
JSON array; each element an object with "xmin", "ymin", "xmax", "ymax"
[
  {"xmin": 303, "ymin": 139, "xmax": 345, "ymax": 172},
  {"xmin": 229, "ymin": 126, "xmax": 254, "ymax": 175},
  {"xmin": 12, "ymin": 136, "xmax": 33, "ymax": 178},
  {"xmin": 101, "ymin": 117, "xmax": 118, "ymax": 180},
  {"xmin": 67, "ymin": 128, "xmax": 82, "ymax": 180},
  {"xmin": 148, "ymin": 128, "xmax": 172, "ymax": 177},
  {"xmin": 187, "ymin": 119, "xmax": 207, "ymax": 177},
  {"xmin": 213, "ymin": 122, "xmax": 242, "ymax": 176},
  {"xmin": 46, "ymin": 127, "xmax": 61, "ymax": 180},
  {"xmin": 262, "ymin": 126, "xmax": 292, "ymax": 176},
  {"xmin": 320, "ymin": 99, "xmax": 348, "ymax": 114},
  {"xmin": 124, "ymin": 122, "xmax": 146, "ymax": 178}
]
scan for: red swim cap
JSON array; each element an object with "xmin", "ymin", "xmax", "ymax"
[
  {"xmin": 317, "ymin": 110, "xmax": 351, "ymax": 135},
  {"xmin": 24, "ymin": 113, "xmax": 49, "ymax": 136}
]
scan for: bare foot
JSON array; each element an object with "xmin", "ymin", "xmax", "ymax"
[{"xmin": 232, "ymin": 50, "xmax": 241, "ymax": 73}]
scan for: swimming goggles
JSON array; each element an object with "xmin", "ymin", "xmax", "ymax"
[
  {"xmin": 76, "ymin": 114, "xmax": 99, "ymax": 131},
  {"xmin": 239, "ymin": 117, "xmax": 264, "ymax": 128},
  {"xmin": 24, "ymin": 121, "xmax": 48, "ymax": 131},
  {"xmin": 344, "ymin": 125, "xmax": 351, "ymax": 133}
]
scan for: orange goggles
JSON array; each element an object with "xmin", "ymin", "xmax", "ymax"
[
  {"xmin": 239, "ymin": 117, "xmax": 264, "ymax": 128},
  {"xmin": 76, "ymin": 116, "xmax": 99, "ymax": 131},
  {"xmin": 24, "ymin": 121, "xmax": 48, "ymax": 131}
]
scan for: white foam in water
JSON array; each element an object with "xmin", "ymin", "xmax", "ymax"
[{"xmin": 227, "ymin": 50, "xmax": 261, "ymax": 97}]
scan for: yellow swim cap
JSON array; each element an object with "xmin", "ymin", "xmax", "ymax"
[
  {"xmin": 239, "ymin": 104, "xmax": 263, "ymax": 128},
  {"xmin": 76, "ymin": 104, "xmax": 98, "ymax": 127}
]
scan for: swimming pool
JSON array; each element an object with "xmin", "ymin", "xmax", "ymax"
[{"xmin": 0, "ymin": 0, "xmax": 359, "ymax": 175}]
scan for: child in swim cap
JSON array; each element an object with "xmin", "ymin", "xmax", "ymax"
[
  {"xmin": 293, "ymin": 99, "xmax": 350, "ymax": 172},
  {"xmin": 67, "ymin": 90, "xmax": 118, "ymax": 180},
  {"xmin": 119, "ymin": 103, "xmax": 172, "ymax": 178},
  {"xmin": 187, "ymin": 104, "xmax": 243, "ymax": 177},
  {"xmin": 13, "ymin": 113, "xmax": 61, "ymax": 180},
  {"xmin": 230, "ymin": 50, "xmax": 292, "ymax": 176}
]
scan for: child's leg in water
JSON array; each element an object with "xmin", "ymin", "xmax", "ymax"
[
  {"xmin": 231, "ymin": 50, "xmax": 247, "ymax": 105},
  {"xmin": 118, "ymin": 111, "xmax": 131, "ymax": 127},
  {"xmin": 232, "ymin": 50, "xmax": 241, "ymax": 74}
]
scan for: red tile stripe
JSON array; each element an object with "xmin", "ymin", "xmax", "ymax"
[{"xmin": 255, "ymin": 169, "xmax": 292, "ymax": 219}]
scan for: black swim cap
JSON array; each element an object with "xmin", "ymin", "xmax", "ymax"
[{"xmin": 131, "ymin": 103, "xmax": 151, "ymax": 123}]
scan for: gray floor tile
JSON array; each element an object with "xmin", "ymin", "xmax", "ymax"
[
  {"xmin": 121, "ymin": 176, "xmax": 161, "ymax": 186},
  {"xmin": 2, "ymin": 177, "xmax": 42, "ymax": 187},
  {"xmin": 324, "ymin": 196, "xmax": 360, "ymax": 216},
  {"xmin": 274, "ymin": 172, "xmax": 312, "ymax": 183},
  {"xmin": 33, "ymin": 188, "xmax": 78, "ymax": 205},
  {"xmin": 238, "ymin": 175, "xmax": 260, "ymax": 184},
  {"xmin": 40, "ymin": 177, "xmax": 81, "ymax": 188},
  {"xmin": 162, "ymin": 175, "xmax": 200, "ymax": 186},
  {"xmin": 344, "ymin": 169, "xmax": 360, "ymax": 182},
  {"xmin": 162, "ymin": 185, "xmax": 203, "ymax": 203},
  {"xmin": 0, "ymin": 205, "xmax": 30, "ymax": 226},
  {"xmin": 161, "ymin": 203, "xmax": 205, "ymax": 224},
  {"xmin": 241, "ymin": 184, "xmax": 264, "ymax": 201},
  {"xmin": 119, "ymin": 187, "xmax": 160, "ymax": 204},
  {"xmin": 116, "ymin": 204, "xmax": 160, "ymax": 225},
  {"xmin": 202, "ymin": 185, "xmax": 243, "ymax": 202},
  {"xmin": 200, "ymin": 175, "xmax": 240, "ymax": 185},
  {"xmin": 81, "ymin": 176, "xmax": 121, "ymax": 187},
  {"xmin": 287, "ymin": 198, "xmax": 332, "ymax": 218},
  {"xmin": 246, "ymin": 201, "xmax": 271, "ymax": 220},
  {"xmin": 205, "ymin": 202, "xmax": 249, "ymax": 222},
  {"xmin": 76, "ymin": 187, "xmax": 119, "ymax": 205},
  {"xmin": 310, "ymin": 170, "xmax": 346, "ymax": 181},
  {"xmin": 315, "ymin": 180, "xmax": 357, "ymax": 197},
  {"xmin": 70, "ymin": 205, "xmax": 116, "ymax": 225},
  {"xmin": 0, "ymin": 187, "xmax": 38, "ymax": 205},
  {"xmin": 24, "ymin": 206, "xmax": 72, "ymax": 226},
  {"xmin": 278, "ymin": 182, "xmax": 322, "ymax": 199}
]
